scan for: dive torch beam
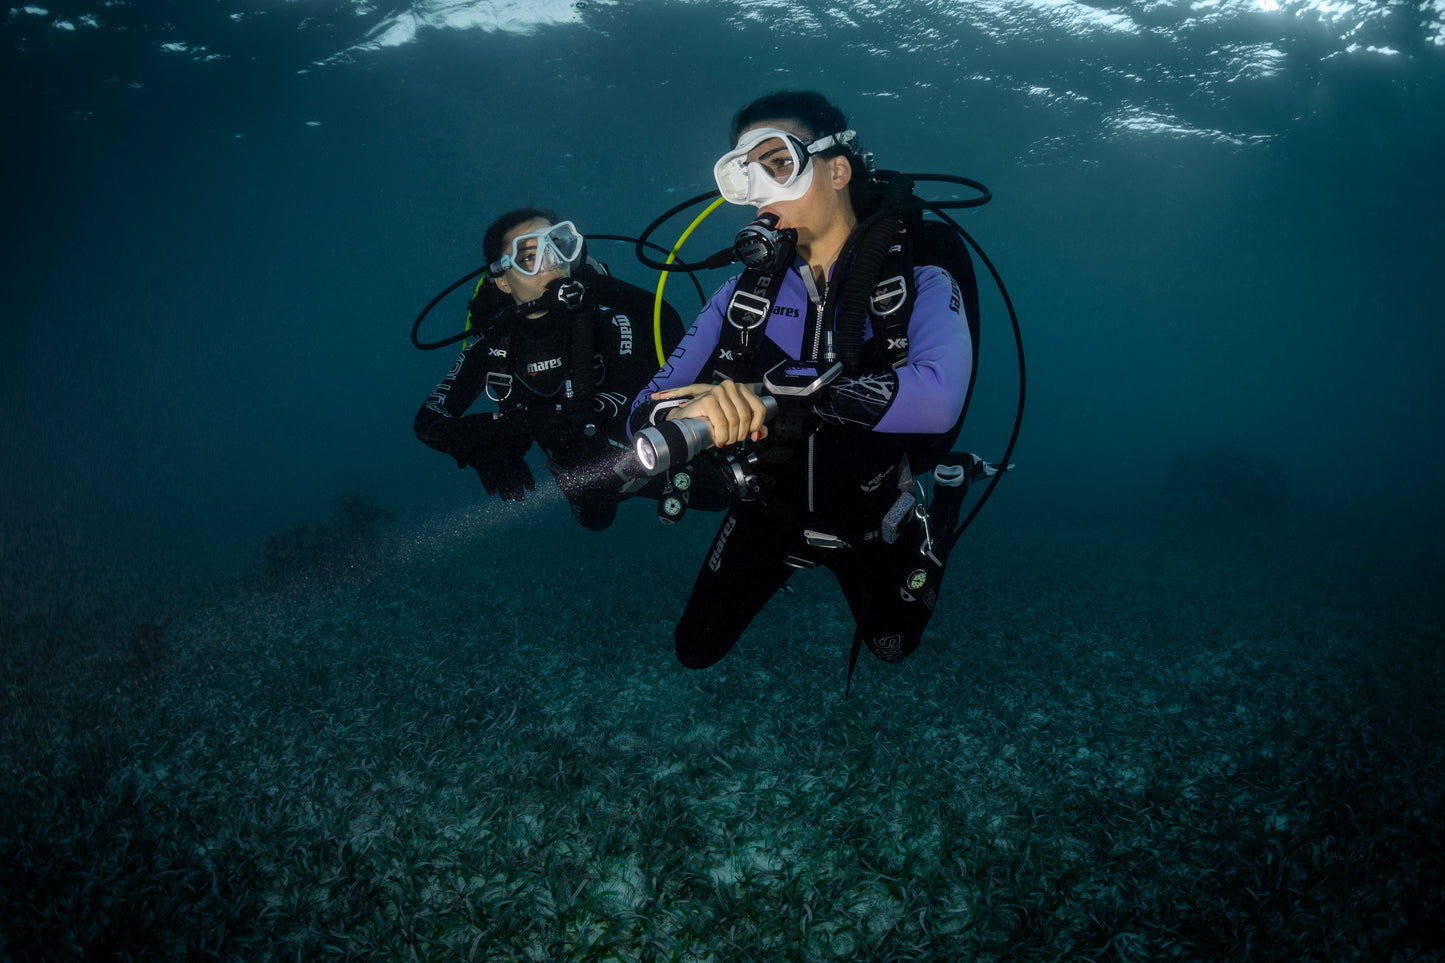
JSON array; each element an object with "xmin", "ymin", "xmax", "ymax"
[{"xmin": 634, "ymin": 395, "xmax": 779, "ymax": 476}]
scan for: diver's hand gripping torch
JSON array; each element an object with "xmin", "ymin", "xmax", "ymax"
[
  {"xmin": 632, "ymin": 361, "xmax": 842, "ymax": 476},
  {"xmin": 634, "ymin": 395, "xmax": 779, "ymax": 476}
]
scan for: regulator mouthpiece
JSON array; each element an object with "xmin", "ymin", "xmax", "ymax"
[
  {"xmin": 548, "ymin": 276, "xmax": 585, "ymax": 311},
  {"xmin": 511, "ymin": 276, "xmax": 587, "ymax": 318},
  {"xmin": 733, "ymin": 213, "xmax": 796, "ymax": 272}
]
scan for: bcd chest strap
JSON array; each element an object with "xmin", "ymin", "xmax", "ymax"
[
  {"xmin": 475, "ymin": 303, "xmax": 600, "ymax": 417},
  {"xmin": 714, "ymin": 242, "xmax": 918, "ymax": 383}
]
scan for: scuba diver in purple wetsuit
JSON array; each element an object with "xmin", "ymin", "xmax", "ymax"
[{"xmin": 628, "ymin": 91, "xmax": 1020, "ymax": 691}]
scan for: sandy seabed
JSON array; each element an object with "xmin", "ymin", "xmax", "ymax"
[{"xmin": 3, "ymin": 497, "xmax": 1441, "ymax": 962}]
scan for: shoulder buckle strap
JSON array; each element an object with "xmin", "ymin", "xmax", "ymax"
[
  {"xmin": 714, "ymin": 266, "xmax": 788, "ymax": 381},
  {"xmin": 727, "ymin": 264, "xmax": 788, "ymax": 338},
  {"xmin": 870, "ymin": 239, "xmax": 917, "ymax": 370},
  {"xmin": 484, "ymin": 371, "xmax": 513, "ymax": 402},
  {"xmin": 872, "ymin": 274, "xmax": 908, "ymax": 316},
  {"xmin": 726, "ymin": 290, "xmax": 772, "ymax": 338}
]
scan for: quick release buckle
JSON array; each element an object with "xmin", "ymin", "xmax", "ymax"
[{"xmin": 803, "ymin": 529, "xmax": 848, "ymax": 550}]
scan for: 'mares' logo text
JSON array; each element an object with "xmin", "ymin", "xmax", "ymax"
[{"xmin": 612, "ymin": 313, "xmax": 633, "ymax": 355}]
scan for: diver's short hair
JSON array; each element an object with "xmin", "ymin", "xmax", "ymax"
[{"xmin": 483, "ymin": 208, "xmax": 561, "ymax": 266}]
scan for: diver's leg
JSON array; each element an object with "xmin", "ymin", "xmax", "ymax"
[
  {"xmin": 568, "ymin": 493, "xmax": 620, "ymax": 531},
  {"xmin": 673, "ymin": 502, "xmax": 795, "ymax": 669},
  {"xmin": 555, "ymin": 474, "xmax": 620, "ymax": 531},
  {"xmin": 544, "ymin": 433, "xmax": 625, "ymax": 531},
  {"xmin": 825, "ymin": 532, "xmax": 946, "ymax": 665}
]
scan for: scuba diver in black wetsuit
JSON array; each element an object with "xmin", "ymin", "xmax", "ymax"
[
  {"xmin": 627, "ymin": 91, "xmax": 1022, "ymax": 691},
  {"xmin": 415, "ymin": 208, "xmax": 694, "ymax": 530}
]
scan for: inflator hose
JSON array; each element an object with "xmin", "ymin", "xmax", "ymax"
[{"xmin": 834, "ymin": 173, "xmax": 915, "ymax": 374}]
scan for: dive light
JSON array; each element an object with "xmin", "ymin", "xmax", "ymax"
[
  {"xmin": 633, "ymin": 361, "xmax": 844, "ymax": 475},
  {"xmin": 634, "ymin": 395, "xmax": 780, "ymax": 476}
]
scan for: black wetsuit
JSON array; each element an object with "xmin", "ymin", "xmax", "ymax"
[{"xmin": 415, "ymin": 282, "xmax": 667, "ymax": 530}]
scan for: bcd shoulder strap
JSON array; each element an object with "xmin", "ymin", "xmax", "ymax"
[
  {"xmin": 713, "ymin": 267, "xmax": 788, "ymax": 382},
  {"xmin": 867, "ymin": 229, "xmax": 918, "ymax": 371},
  {"xmin": 473, "ymin": 311, "xmax": 517, "ymax": 404}
]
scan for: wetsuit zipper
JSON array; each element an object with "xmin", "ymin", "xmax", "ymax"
[{"xmin": 807, "ymin": 273, "xmax": 828, "ymax": 514}]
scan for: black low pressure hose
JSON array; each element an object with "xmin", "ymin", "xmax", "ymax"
[
  {"xmin": 411, "ymin": 266, "xmax": 487, "ymax": 350},
  {"xmin": 936, "ymin": 209, "xmax": 1026, "ymax": 549},
  {"xmin": 834, "ymin": 173, "xmax": 916, "ymax": 373},
  {"xmin": 411, "ymin": 236, "xmax": 702, "ymax": 352},
  {"xmin": 633, "ymin": 191, "xmax": 738, "ymax": 273},
  {"xmin": 586, "ymin": 235, "xmax": 707, "ymax": 304}
]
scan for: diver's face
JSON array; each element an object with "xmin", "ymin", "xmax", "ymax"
[
  {"xmin": 739, "ymin": 118, "xmax": 848, "ymax": 238},
  {"xmin": 495, "ymin": 218, "xmax": 562, "ymax": 305}
]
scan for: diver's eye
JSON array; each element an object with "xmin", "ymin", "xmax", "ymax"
[
  {"xmin": 746, "ymin": 138, "xmax": 797, "ymax": 183},
  {"xmin": 764, "ymin": 156, "xmax": 795, "ymax": 182}
]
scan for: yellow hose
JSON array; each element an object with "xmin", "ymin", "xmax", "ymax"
[{"xmin": 652, "ymin": 196, "xmax": 727, "ymax": 366}]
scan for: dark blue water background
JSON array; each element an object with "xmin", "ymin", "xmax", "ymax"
[{"xmin": 3, "ymin": 0, "xmax": 1442, "ymax": 577}]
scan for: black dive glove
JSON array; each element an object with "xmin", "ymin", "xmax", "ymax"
[
  {"xmin": 455, "ymin": 414, "xmax": 535, "ymax": 502},
  {"xmin": 471, "ymin": 449, "xmax": 535, "ymax": 501}
]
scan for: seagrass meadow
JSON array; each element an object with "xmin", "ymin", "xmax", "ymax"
[{"xmin": 3, "ymin": 498, "xmax": 1442, "ymax": 962}]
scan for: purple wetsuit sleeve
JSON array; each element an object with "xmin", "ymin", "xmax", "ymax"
[
  {"xmin": 628, "ymin": 278, "xmax": 737, "ymax": 437},
  {"xmin": 871, "ymin": 264, "xmax": 972, "ymax": 434}
]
